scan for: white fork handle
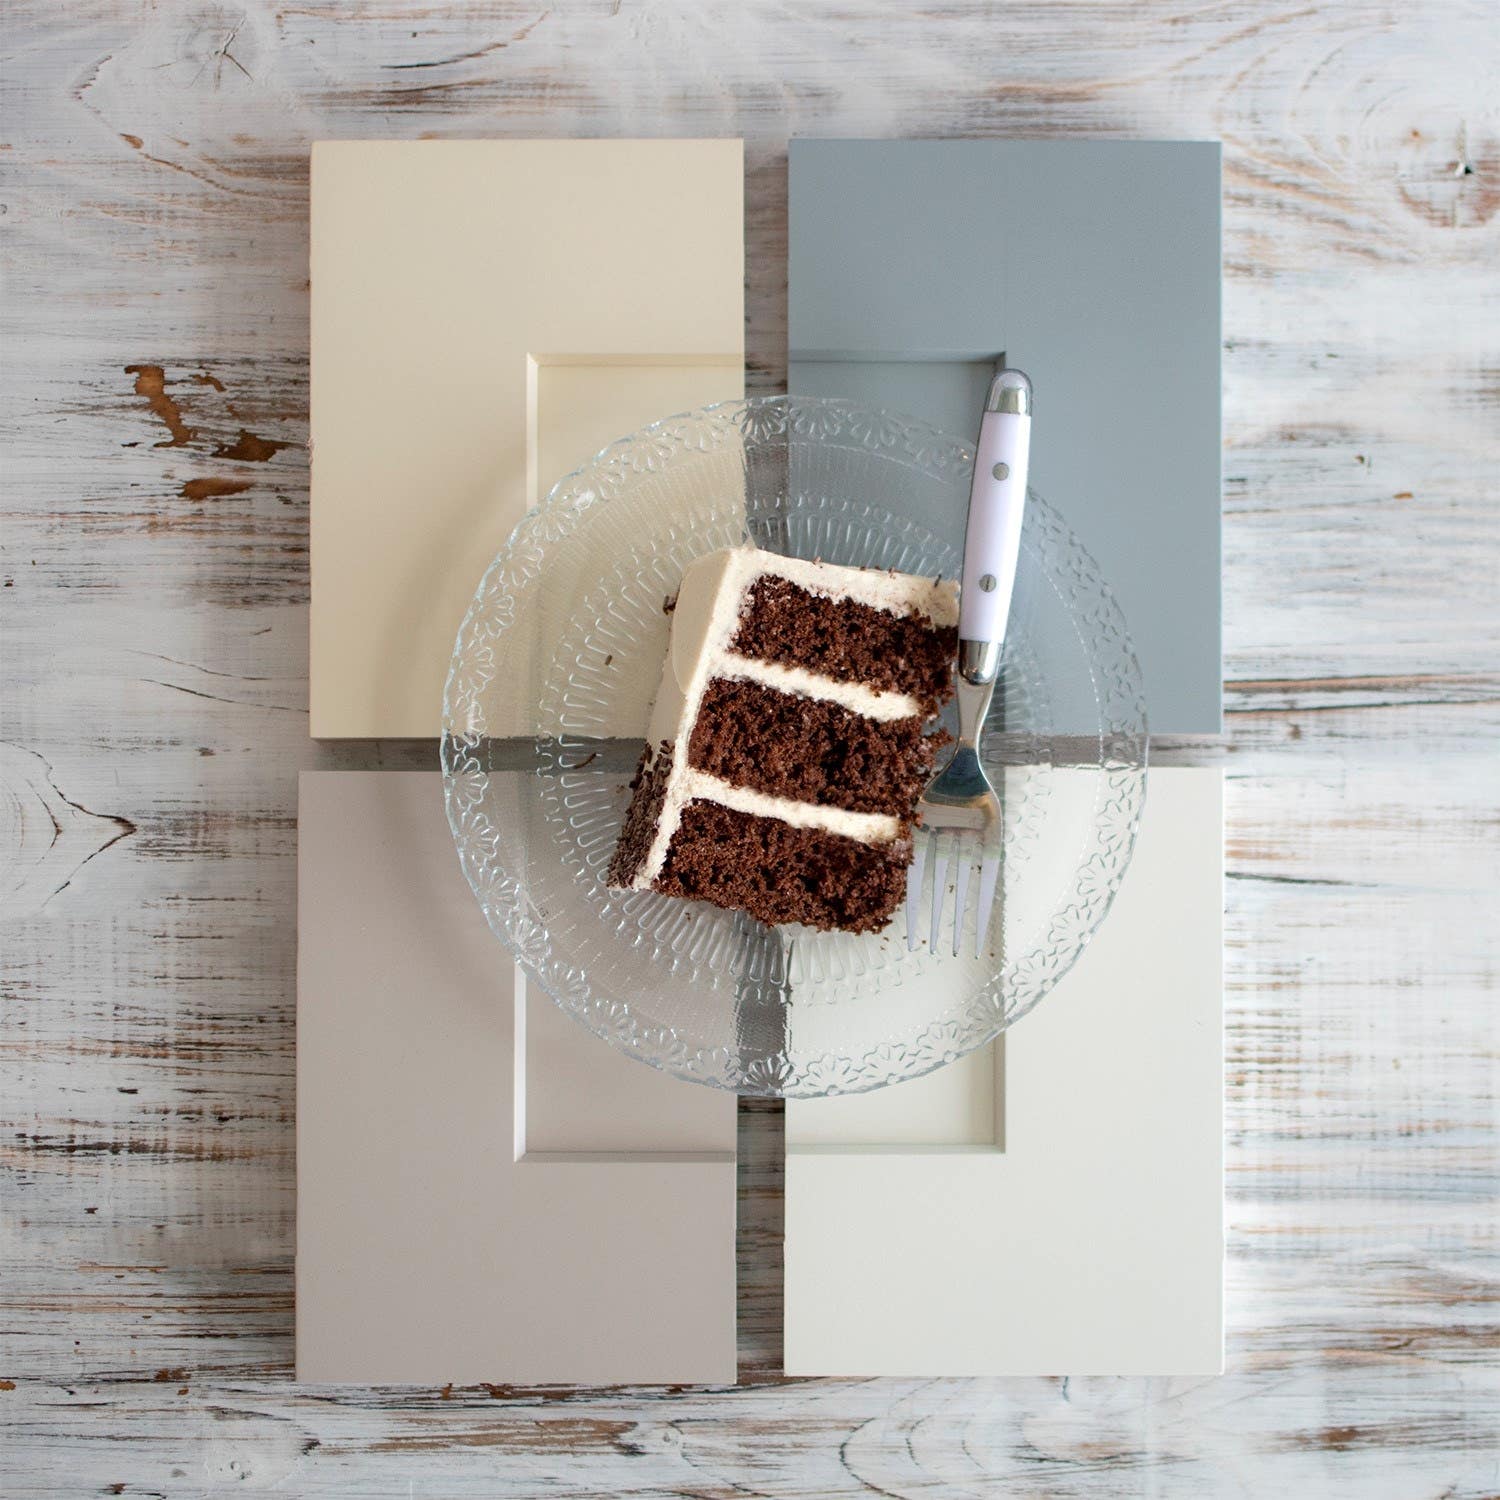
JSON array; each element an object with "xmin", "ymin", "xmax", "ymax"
[{"xmin": 959, "ymin": 374, "xmax": 1031, "ymax": 653}]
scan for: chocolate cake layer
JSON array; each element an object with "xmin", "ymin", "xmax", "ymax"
[
  {"xmin": 605, "ymin": 742, "xmax": 674, "ymax": 888},
  {"xmin": 730, "ymin": 575, "xmax": 957, "ymax": 713},
  {"xmin": 687, "ymin": 676, "xmax": 944, "ymax": 818},
  {"xmin": 655, "ymin": 800, "xmax": 910, "ymax": 933}
]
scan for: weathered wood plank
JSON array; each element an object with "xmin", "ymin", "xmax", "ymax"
[{"xmin": 2, "ymin": 0, "xmax": 1497, "ymax": 1493}]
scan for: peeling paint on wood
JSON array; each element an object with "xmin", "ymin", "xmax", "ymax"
[
  {"xmin": 211, "ymin": 430, "xmax": 288, "ymax": 463},
  {"xmin": 2, "ymin": 0, "xmax": 1498, "ymax": 1495}
]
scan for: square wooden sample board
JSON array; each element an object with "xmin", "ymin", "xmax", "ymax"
[
  {"xmin": 789, "ymin": 137, "xmax": 1221, "ymax": 736},
  {"xmin": 784, "ymin": 768, "xmax": 1225, "ymax": 1376},
  {"xmin": 296, "ymin": 771, "xmax": 738, "ymax": 1384},
  {"xmin": 310, "ymin": 138, "xmax": 745, "ymax": 738}
]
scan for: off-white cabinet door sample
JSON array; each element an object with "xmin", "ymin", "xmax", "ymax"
[
  {"xmin": 296, "ymin": 772, "xmax": 737, "ymax": 1384},
  {"xmin": 310, "ymin": 139, "xmax": 744, "ymax": 737},
  {"xmin": 785, "ymin": 769, "xmax": 1223, "ymax": 1377}
]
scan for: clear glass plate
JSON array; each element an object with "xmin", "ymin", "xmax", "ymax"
[{"xmin": 443, "ymin": 397, "xmax": 1147, "ymax": 1098}]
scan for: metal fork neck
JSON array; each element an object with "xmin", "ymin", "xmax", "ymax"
[{"xmin": 954, "ymin": 671, "xmax": 996, "ymax": 751}]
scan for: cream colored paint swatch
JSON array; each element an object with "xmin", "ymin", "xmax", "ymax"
[
  {"xmin": 296, "ymin": 772, "xmax": 737, "ymax": 1383},
  {"xmin": 784, "ymin": 768, "xmax": 1224, "ymax": 1376},
  {"xmin": 310, "ymin": 140, "xmax": 745, "ymax": 737}
]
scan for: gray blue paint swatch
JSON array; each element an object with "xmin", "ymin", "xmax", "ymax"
[{"xmin": 789, "ymin": 139, "xmax": 1222, "ymax": 734}]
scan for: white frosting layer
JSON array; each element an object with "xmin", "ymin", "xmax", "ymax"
[
  {"xmin": 751, "ymin": 550, "xmax": 959, "ymax": 627},
  {"xmin": 679, "ymin": 770, "xmax": 900, "ymax": 844},
  {"xmin": 625, "ymin": 546, "xmax": 953, "ymax": 890},
  {"xmin": 715, "ymin": 654, "xmax": 923, "ymax": 722}
]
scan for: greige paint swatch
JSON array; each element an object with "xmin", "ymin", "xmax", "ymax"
[
  {"xmin": 310, "ymin": 139, "xmax": 744, "ymax": 737},
  {"xmin": 296, "ymin": 772, "xmax": 737, "ymax": 1383}
]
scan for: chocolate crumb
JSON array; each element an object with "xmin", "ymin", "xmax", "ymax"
[
  {"xmin": 575, "ymin": 751, "xmax": 598, "ymax": 769},
  {"xmin": 603, "ymin": 653, "xmax": 613, "ymax": 666},
  {"xmin": 663, "ymin": 593, "xmax": 677, "ymax": 615}
]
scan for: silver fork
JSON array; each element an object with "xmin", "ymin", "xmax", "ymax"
[{"xmin": 907, "ymin": 365, "xmax": 1032, "ymax": 957}]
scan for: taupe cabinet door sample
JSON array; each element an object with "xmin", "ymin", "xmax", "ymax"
[
  {"xmin": 296, "ymin": 772, "xmax": 737, "ymax": 1383},
  {"xmin": 310, "ymin": 139, "xmax": 745, "ymax": 737},
  {"xmin": 784, "ymin": 770, "xmax": 1224, "ymax": 1376},
  {"xmin": 789, "ymin": 138, "xmax": 1221, "ymax": 735}
]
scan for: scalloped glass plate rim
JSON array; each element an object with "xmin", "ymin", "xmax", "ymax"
[{"xmin": 441, "ymin": 395, "xmax": 1148, "ymax": 1098}]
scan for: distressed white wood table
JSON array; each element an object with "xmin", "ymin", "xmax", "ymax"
[{"xmin": 3, "ymin": 2, "xmax": 1497, "ymax": 1494}]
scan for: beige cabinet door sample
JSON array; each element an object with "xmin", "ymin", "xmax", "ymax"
[
  {"xmin": 296, "ymin": 772, "xmax": 737, "ymax": 1384},
  {"xmin": 310, "ymin": 139, "xmax": 745, "ymax": 738},
  {"xmin": 784, "ymin": 769, "xmax": 1224, "ymax": 1376}
]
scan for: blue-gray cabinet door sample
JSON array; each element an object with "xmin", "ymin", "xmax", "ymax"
[{"xmin": 789, "ymin": 139, "xmax": 1222, "ymax": 735}]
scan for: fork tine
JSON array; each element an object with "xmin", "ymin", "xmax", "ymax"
[
  {"xmin": 975, "ymin": 853, "xmax": 1001, "ymax": 958},
  {"xmin": 928, "ymin": 833, "xmax": 953, "ymax": 954},
  {"xmin": 905, "ymin": 830, "xmax": 930, "ymax": 952},
  {"xmin": 951, "ymin": 853, "xmax": 973, "ymax": 958}
]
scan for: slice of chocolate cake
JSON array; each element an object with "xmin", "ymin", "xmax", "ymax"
[{"xmin": 607, "ymin": 547, "xmax": 958, "ymax": 933}]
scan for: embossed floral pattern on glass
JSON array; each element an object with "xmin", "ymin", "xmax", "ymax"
[{"xmin": 444, "ymin": 397, "xmax": 1147, "ymax": 1097}]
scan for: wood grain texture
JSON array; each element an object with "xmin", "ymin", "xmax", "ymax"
[{"xmin": 2, "ymin": 0, "xmax": 1497, "ymax": 1494}]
